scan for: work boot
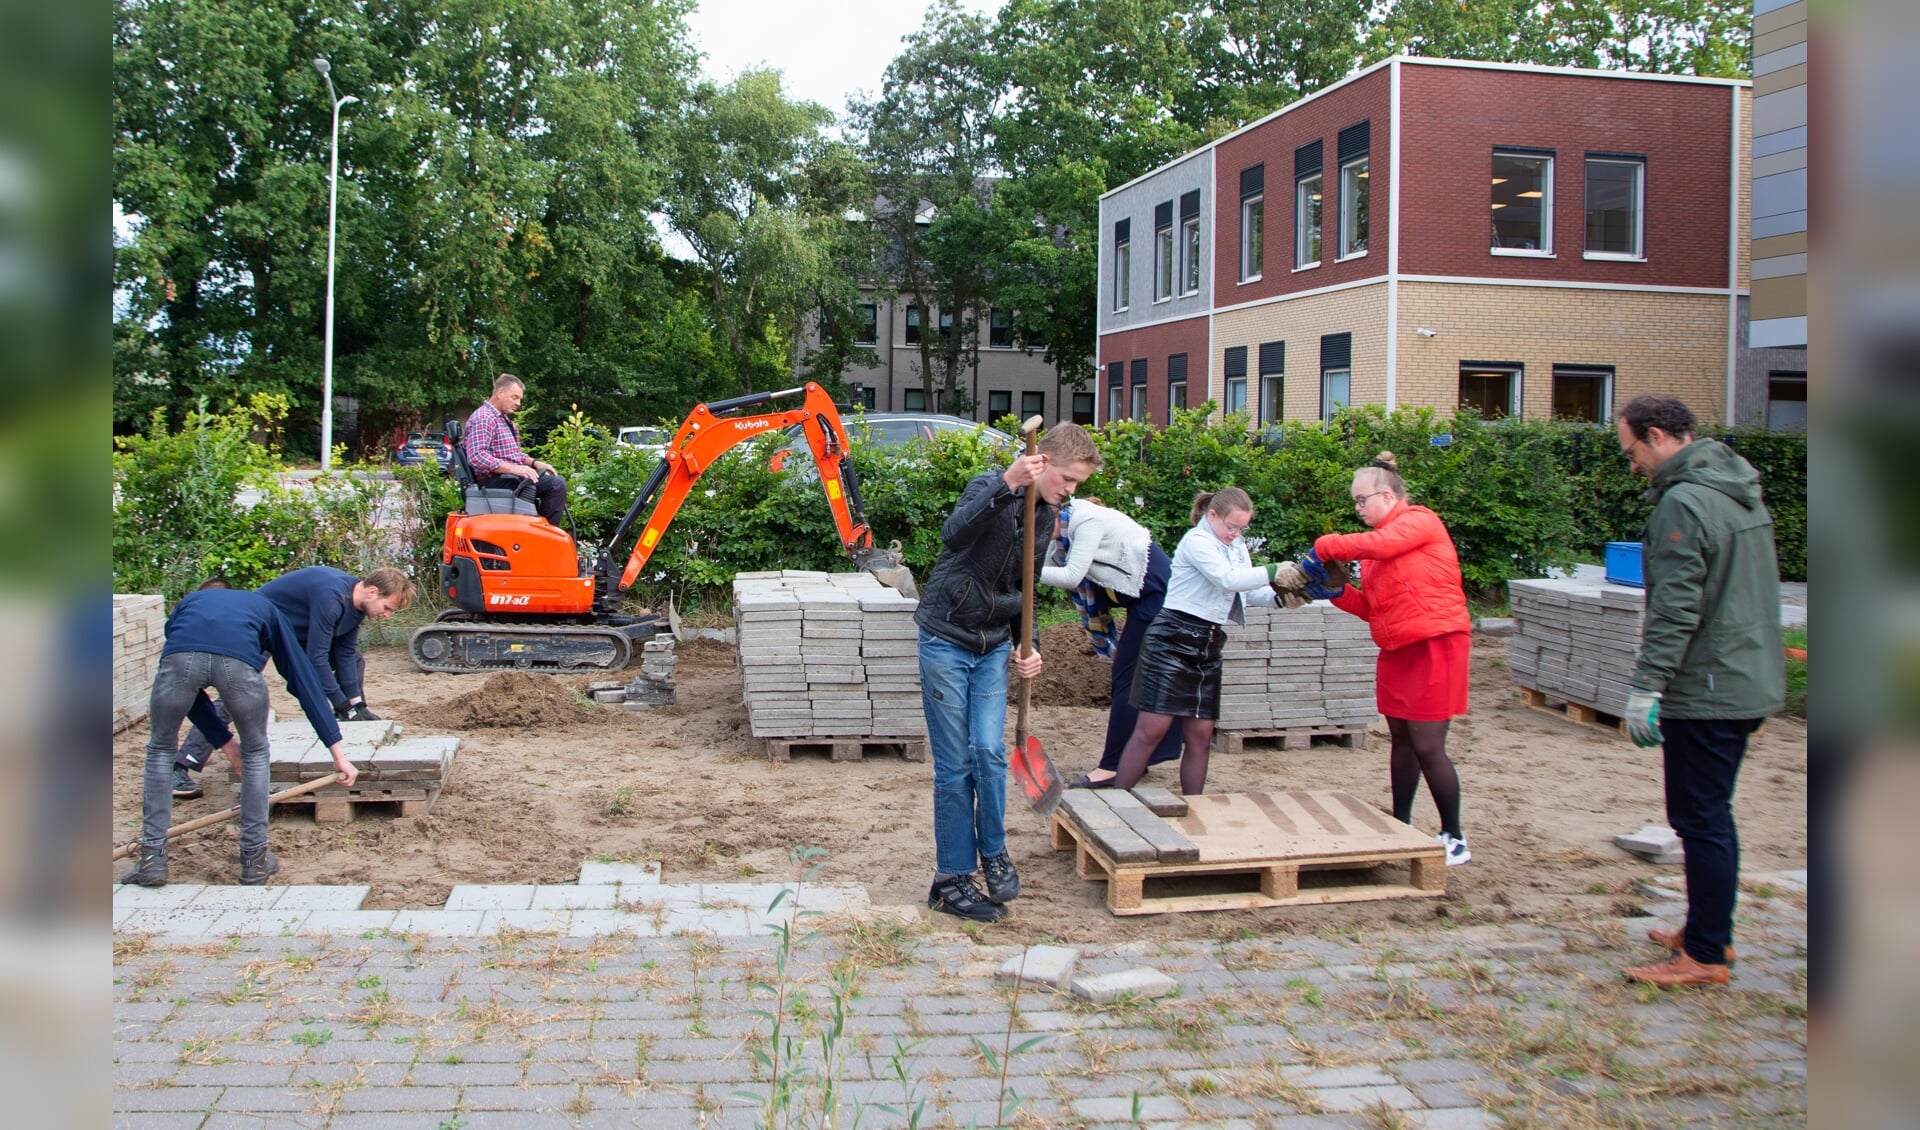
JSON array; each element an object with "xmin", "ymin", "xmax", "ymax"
[
  {"xmin": 927, "ymin": 873, "xmax": 1005, "ymax": 923},
  {"xmin": 1624, "ymin": 951, "xmax": 1730, "ymax": 988},
  {"xmin": 119, "ymin": 847, "xmax": 168, "ymax": 887},
  {"xmin": 1648, "ymin": 926, "xmax": 1736, "ymax": 966},
  {"xmin": 239, "ymin": 847, "xmax": 280, "ymax": 886},
  {"xmin": 171, "ymin": 767, "xmax": 203, "ymax": 800},
  {"xmin": 981, "ymin": 851, "xmax": 1021, "ymax": 904}
]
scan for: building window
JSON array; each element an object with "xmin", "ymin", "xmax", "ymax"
[
  {"xmin": 904, "ymin": 387, "xmax": 926, "ymax": 411},
  {"xmin": 858, "ymin": 385, "xmax": 877, "ymax": 410},
  {"xmin": 937, "ymin": 310, "xmax": 954, "ymax": 340},
  {"xmin": 1339, "ymin": 159, "xmax": 1368, "ymax": 258},
  {"xmin": 905, "ymin": 306, "xmax": 922, "ymax": 345},
  {"xmin": 1130, "ymin": 384, "xmax": 1148, "ymax": 421},
  {"xmin": 1492, "ymin": 151, "xmax": 1553, "ymax": 253},
  {"xmin": 1585, "ymin": 157, "xmax": 1644, "ymax": 259},
  {"xmin": 1320, "ymin": 370, "xmax": 1350, "ymax": 422},
  {"xmin": 1223, "ymin": 344, "xmax": 1249, "ymax": 418},
  {"xmin": 853, "ymin": 303, "xmax": 878, "ymax": 345},
  {"xmin": 1071, "ymin": 391, "xmax": 1095, "ymax": 425},
  {"xmin": 1179, "ymin": 189, "xmax": 1202, "ymax": 295},
  {"xmin": 987, "ymin": 389, "xmax": 1012, "ymax": 417},
  {"xmin": 1460, "ymin": 362, "xmax": 1523, "ymax": 419},
  {"xmin": 988, "ymin": 308, "xmax": 1013, "ymax": 349},
  {"xmin": 1107, "ymin": 360, "xmax": 1124, "ymax": 423},
  {"xmin": 1021, "ymin": 390, "xmax": 1044, "ymax": 418},
  {"xmin": 1167, "ymin": 352, "xmax": 1189, "ymax": 414},
  {"xmin": 1258, "ymin": 341, "xmax": 1285, "ymax": 425},
  {"xmin": 1240, "ymin": 196, "xmax": 1264, "ymax": 282},
  {"xmin": 1767, "ymin": 371, "xmax": 1807, "ymax": 432},
  {"xmin": 1294, "ymin": 175, "xmax": 1323, "ymax": 269},
  {"xmin": 1113, "ymin": 239, "xmax": 1131, "ymax": 311},
  {"xmin": 1153, "ymin": 201, "xmax": 1173, "ymax": 302},
  {"xmin": 1551, "ymin": 365, "xmax": 1612, "ymax": 422}
]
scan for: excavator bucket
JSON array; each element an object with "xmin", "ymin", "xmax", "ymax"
[{"xmin": 852, "ymin": 542, "xmax": 918, "ymax": 600}]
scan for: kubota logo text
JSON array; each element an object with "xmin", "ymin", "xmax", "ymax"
[{"xmin": 730, "ymin": 419, "xmax": 772, "ymax": 431}]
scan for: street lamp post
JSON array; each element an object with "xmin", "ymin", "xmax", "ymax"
[{"xmin": 314, "ymin": 57, "xmax": 358, "ymax": 472}]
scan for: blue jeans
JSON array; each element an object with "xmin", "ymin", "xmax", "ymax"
[
  {"xmin": 919, "ymin": 630, "xmax": 1011, "ymax": 876},
  {"xmin": 1662, "ymin": 717, "xmax": 1759, "ymax": 966},
  {"xmin": 143, "ymin": 652, "xmax": 272, "ymax": 856}
]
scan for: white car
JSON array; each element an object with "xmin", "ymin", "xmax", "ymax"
[{"xmin": 615, "ymin": 426, "xmax": 670, "ymax": 455}]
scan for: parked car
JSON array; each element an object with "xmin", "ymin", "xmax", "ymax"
[
  {"xmin": 768, "ymin": 412, "xmax": 1018, "ymax": 474},
  {"xmin": 615, "ymin": 426, "xmax": 670, "ymax": 456},
  {"xmin": 394, "ymin": 430, "xmax": 453, "ymax": 469}
]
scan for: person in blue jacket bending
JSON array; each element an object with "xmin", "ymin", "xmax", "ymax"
[
  {"xmin": 120, "ymin": 587, "xmax": 362, "ymax": 887},
  {"xmin": 171, "ymin": 566, "xmax": 411, "ymax": 799}
]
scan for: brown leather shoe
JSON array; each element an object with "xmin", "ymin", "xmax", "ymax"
[
  {"xmin": 1647, "ymin": 927, "xmax": 1735, "ymax": 966},
  {"xmin": 1624, "ymin": 951, "xmax": 1730, "ymax": 987}
]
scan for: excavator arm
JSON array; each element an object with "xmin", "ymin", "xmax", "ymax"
[{"xmin": 608, "ymin": 383, "xmax": 886, "ymax": 594}]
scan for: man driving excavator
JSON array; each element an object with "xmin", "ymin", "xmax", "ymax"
[{"xmin": 462, "ymin": 373, "xmax": 569, "ymax": 524}]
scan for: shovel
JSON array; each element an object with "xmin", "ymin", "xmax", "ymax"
[
  {"xmin": 1009, "ymin": 415, "xmax": 1065, "ymax": 817},
  {"xmin": 110, "ymin": 772, "xmax": 347, "ymax": 862}
]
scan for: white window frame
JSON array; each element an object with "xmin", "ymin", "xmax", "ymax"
[
  {"xmin": 1320, "ymin": 368, "xmax": 1351, "ymax": 422},
  {"xmin": 1583, "ymin": 158, "xmax": 1645, "ymax": 261},
  {"xmin": 1338, "ymin": 159, "xmax": 1368, "ymax": 260},
  {"xmin": 1240, "ymin": 195, "xmax": 1264, "ymax": 283},
  {"xmin": 1260, "ymin": 374, "xmax": 1283, "ymax": 425},
  {"xmin": 1224, "ymin": 377, "xmax": 1248, "ymax": 417},
  {"xmin": 1295, "ymin": 175, "xmax": 1322, "ymax": 270},
  {"xmin": 1550, "ymin": 366, "xmax": 1613, "ymax": 422},
  {"xmin": 1130, "ymin": 382, "xmax": 1149, "ymax": 421},
  {"xmin": 1459, "ymin": 364, "xmax": 1523, "ymax": 419},
  {"xmin": 1107, "ymin": 384, "xmax": 1124, "ymax": 424},
  {"xmin": 1153, "ymin": 223, "xmax": 1174, "ymax": 302},
  {"xmin": 1168, "ymin": 379, "xmax": 1187, "ymax": 413},
  {"xmin": 1113, "ymin": 240, "xmax": 1131, "ymax": 311},
  {"xmin": 1180, "ymin": 215, "xmax": 1202, "ymax": 295},
  {"xmin": 1492, "ymin": 152, "xmax": 1554, "ymax": 257}
]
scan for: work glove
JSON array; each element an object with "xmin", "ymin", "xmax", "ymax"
[
  {"xmin": 1624, "ymin": 691, "xmax": 1662, "ymax": 748},
  {"xmin": 1298, "ymin": 551, "xmax": 1346, "ymax": 600},
  {"xmin": 1277, "ymin": 589, "xmax": 1310, "ymax": 609}
]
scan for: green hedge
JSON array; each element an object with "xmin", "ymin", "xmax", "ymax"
[{"xmin": 111, "ymin": 401, "xmax": 1807, "ymax": 606}]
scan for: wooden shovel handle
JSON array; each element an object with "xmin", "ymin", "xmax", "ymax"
[
  {"xmin": 110, "ymin": 772, "xmax": 346, "ymax": 861},
  {"xmin": 1015, "ymin": 417, "xmax": 1043, "ymax": 740}
]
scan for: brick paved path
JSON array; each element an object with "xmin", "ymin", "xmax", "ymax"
[{"xmin": 113, "ymin": 869, "xmax": 1806, "ymax": 1129}]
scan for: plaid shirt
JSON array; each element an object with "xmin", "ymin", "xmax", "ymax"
[{"xmin": 461, "ymin": 400, "xmax": 526, "ymax": 476}]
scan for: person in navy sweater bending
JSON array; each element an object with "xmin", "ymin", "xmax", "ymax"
[{"xmin": 120, "ymin": 588, "xmax": 361, "ymax": 887}]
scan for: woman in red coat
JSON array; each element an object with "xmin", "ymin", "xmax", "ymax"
[{"xmin": 1306, "ymin": 452, "xmax": 1474, "ymax": 865}]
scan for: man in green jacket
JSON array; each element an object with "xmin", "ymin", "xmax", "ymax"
[{"xmin": 1616, "ymin": 395, "xmax": 1786, "ymax": 988}]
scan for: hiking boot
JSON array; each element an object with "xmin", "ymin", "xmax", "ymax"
[
  {"xmin": 239, "ymin": 847, "xmax": 280, "ymax": 886},
  {"xmin": 1624, "ymin": 950, "xmax": 1730, "ymax": 988},
  {"xmin": 1648, "ymin": 926, "xmax": 1736, "ymax": 966},
  {"xmin": 171, "ymin": 767, "xmax": 203, "ymax": 800},
  {"xmin": 118, "ymin": 847, "xmax": 167, "ymax": 887},
  {"xmin": 927, "ymin": 873, "xmax": 1005, "ymax": 923},
  {"xmin": 981, "ymin": 851, "xmax": 1021, "ymax": 903},
  {"xmin": 1438, "ymin": 832, "xmax": 1471, "ymax": 866}
]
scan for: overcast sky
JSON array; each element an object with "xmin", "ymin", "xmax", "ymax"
[{"xmin": 683, "ymin": 0, "xmax": 1000, "ymax": 123}]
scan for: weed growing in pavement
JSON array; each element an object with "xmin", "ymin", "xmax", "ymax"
[
  {"xmin": 971, "ymin": 971, "xmax": 1051, "ymax": 1128},
  {"xmin": 290, "ymin": 1027, "xmax": 333, "ymax": 1049}
]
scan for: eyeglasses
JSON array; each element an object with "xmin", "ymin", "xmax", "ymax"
[
  {"xmin": 1352, "ymin": 490, "xmax": 1391, "ymax": 508},
  {"xmin": 1214, "ymin": 516, "xmax": 1249, "ymax": 535}
]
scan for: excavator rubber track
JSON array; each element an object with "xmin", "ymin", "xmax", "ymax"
[{"xmin": 409, "ymin": 613, "xmax": 666, "ymax": 674}]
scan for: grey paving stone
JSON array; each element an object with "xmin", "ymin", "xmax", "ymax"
[
  {"xmin": 997, "ymin": 944, "xmax": 1078, "ymax": 989},
  {"xmin": 1071, "ymin": 1094, "xmax": 1186, "ymax": 1121},
  {"xmin": 1409, "ymin": 1109, "xmax": 1502, "ymax": 1129},
  {"xmin": 386, "ymin": 910, "xmax": 485, "ymax": 936},
  {"xmin": 459, "ymin": 1084, "xmax": 584, "ymax": 1111},
  {"xmin": 112, "ymin": 1086, "xmax": 221, "ymax": 1112},
  {"xmin": 442, "ymin": 1113, "xmax": 581, "ymax": 1129},
  {"xmin": 171, "ymin": 1062, "xmax": 296, "ymax": 1088},
  {"xmin": 1284, "ymin": 1064, "xmax": 1397, "ymax": 1089},
  {"xmin": 212, "ymin": 1085, "xmax": 326, "ymax": 1112},
  {"xmin": 1070, "ymin": 967, "xmax": 1179, "ymax": 1003},
  {"xmin": 1409, "ymin": 1081, "xmax": 1481, "ymax": 1109},
  {"xmin": 113, "ymin": 883, "xmax": 212, "ymax": 909},
  {"xmin": 333, "ymin": 1085, "xmax": 463, "ymax": 1112}
]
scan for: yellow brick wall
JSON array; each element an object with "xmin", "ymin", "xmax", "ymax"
[
  {"xmin": 1396, "ymin": 282, "xmax": 1730, "ymax": 425},
  {"xmin": 1212, "ymin": 284, "xmax": 1389, "ymax": 422}
]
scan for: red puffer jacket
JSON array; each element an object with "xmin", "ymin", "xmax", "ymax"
[{"xmin": 1314, "ymin": 504, "xmax": 1471, "ymax": 653}]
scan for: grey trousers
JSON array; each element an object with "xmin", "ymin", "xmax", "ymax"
[{"xmin": 142, "ymin": 652, "xmax": 272, "ymax": 856}]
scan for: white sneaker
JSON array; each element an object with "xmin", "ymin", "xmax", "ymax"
[{"xmin": 1438, "ymin": 833, "xmax": 1471, "ymax": 866}]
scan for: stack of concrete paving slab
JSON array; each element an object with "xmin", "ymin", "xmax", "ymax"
[
  {"xmin": 1508, "ymin": 577, "xmax": 1644, "ymax": 716},
  {"xmin": 267, "ymin": 717, "xmax": 458, "ymax": 820},
  {"xmin": 112, "ymin": 594, "xmax": 166, "ymax": 733},
  {"xmin": 733, "ymin": 570, "xmax": 926, "ymax": 739},
  {"xmin": 1217, "ymin": 603, "xmax": 1379, "ymax": 732}
]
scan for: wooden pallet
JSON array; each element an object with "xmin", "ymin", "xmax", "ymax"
[
  {"xmin": 766, "ymin": 736, "xmax": 928, "ymax": 762},
  {"xmin": 1213, "ymin": 727, "xmax": 1367, "ymax": 754},
  {"xmin": 1050, "ymin": 788, "xmax": 1446, "ymax": 916},
  {"xmin": 1519, "ymin": 687, "xmax": 1626, "ymax": 738},
  {"xmin": 277, "ymin": 782, "xmax": 444, "ymax": 823}
]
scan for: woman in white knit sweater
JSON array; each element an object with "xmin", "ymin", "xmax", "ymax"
[{"xmin": 1041, "ymin": 499, "xmax": 1182, "ymax": 786}]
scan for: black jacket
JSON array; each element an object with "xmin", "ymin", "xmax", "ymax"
[{"xmin": 914, "ymin": 471, "xmax": 1058, "ymax": 654}]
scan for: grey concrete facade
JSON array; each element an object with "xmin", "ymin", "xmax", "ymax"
[
  {"xmin": 1099, "ymin": 151, "xmax": 1215, "ymax": 336},
  {"xmin": 1733, "ymin": 295, "xmax": 1809, "ymax": 429}
]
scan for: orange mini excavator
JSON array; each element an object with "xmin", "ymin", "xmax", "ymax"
[{"xmin": 409, "ymin": 382, "xmax": 913, "ymax": 673}]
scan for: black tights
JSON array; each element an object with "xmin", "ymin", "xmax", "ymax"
[
  {"xmin": 1112, "ymin": 712, "xmax": 1215, "ymax": 796},
  {"xmin": 1386, "ymin": 717, "xmax": 1462, "ymax": 839}
]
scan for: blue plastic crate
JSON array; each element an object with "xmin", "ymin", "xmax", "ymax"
[{"xmin": 1605, "ymin": 542, "xmax": 1644, "ymax": 588}]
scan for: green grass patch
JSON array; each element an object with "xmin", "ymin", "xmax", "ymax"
[{"xmin": 1782, "ymin": 627, "xmax": 1807, "ymax": 719}]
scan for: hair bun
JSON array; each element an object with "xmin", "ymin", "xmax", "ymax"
[{"xmin": 1371, "ymin": 451, "xmax": 1399, "ymax": 471}]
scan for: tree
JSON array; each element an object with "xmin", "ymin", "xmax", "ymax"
[{"xmin": 1365, "ymin": 0, "xmax": 1750, "ymax": 78}]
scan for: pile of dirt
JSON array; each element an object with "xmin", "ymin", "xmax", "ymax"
[
  {"xmin": 412, "ymin": 671, "xmax": 588, "ymax": 730},
  {"xmin": 1025, "ymin": 621, "xmax": 1113, "ymax": 708}
]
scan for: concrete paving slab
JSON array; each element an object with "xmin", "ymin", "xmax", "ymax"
[
  {"xmin": 112, "ymin": 883, "xmax": 210, "ymax": 909},
  {"xmin": 385, "ymin": 910, "xmax": 485, "ymax": 936},
  {"xmin": 117, "ymin": 907, "xmax": 224, "ymax": 939},
  {"xmin": 206, "ymin": 909, "xmax": 309, "ymax": 936},
  {"xmin": 1070, "ymin": 967, "xmax": 1179, "ymax": 1004},
  {"xmin": 577, "ymin": 860, "xmax": 662, "ymax": 885},
  {"xmin": 190, "ymin": 886, "xmax": 287, "ymax": 911},
  {"xmin": 300, "ymin": 910, "xmax": 398, "ymax": 935},
  {"xmin": 997, "ymin": 945, "xmax": 1078, "ymax": 989},
  {"xmin": 530, "ymin": 884, "xmax": 621, "ymax": 909},
  {"xmin": 477, "ymin": 909, "xmax": 573, "ymax": 935},
  {"xmin": 444, "ymin": 884, "xmax": 538, "ymax": 910},
  {"xmin": 272, "ymin": 885, "xmax": 371, "ymax": 911}
]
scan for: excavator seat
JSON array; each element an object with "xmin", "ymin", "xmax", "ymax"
[{"xmin": 446, "ymin": 418, "xmax": 536, "ymax": 517}]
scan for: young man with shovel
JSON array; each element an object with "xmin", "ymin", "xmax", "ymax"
[{"xmin": 914, "ymin": 421, "xmax": 1100, "ymax": 922}]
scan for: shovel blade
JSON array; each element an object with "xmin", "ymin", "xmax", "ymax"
[{"xmin": 1009, "ymin": 734, "xmax": 1064, "ymax": 816}]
